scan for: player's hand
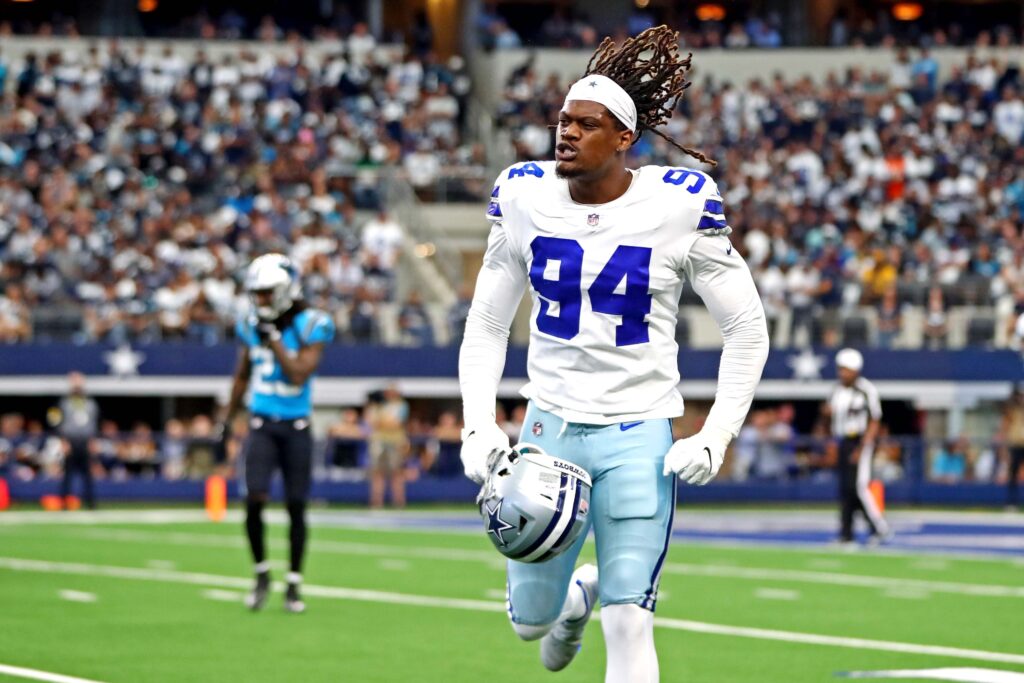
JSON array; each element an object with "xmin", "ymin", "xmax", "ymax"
[
  {"xmin": 663, "ymin": 425, "xmax": 733, "ymax": 485},
  {"xmin": 460, "ymin": 423, "xmax": 511, "ymax": 485},
  {"xmin": 255, "ymin": 321, "xmax": 282, "ymax": 345}
]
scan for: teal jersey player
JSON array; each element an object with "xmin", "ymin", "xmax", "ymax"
[
  {"xmin": 235, "ymin": 307, "xmax": 335, "ymax": 420},
  {"xmin": 224, "ymin": 253, "xmax": 334, "ymax": 615}
]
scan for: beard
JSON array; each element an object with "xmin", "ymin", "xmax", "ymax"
[{"xmin": 555, "ymin": 160, "xmax": 587, "ymax": 179}]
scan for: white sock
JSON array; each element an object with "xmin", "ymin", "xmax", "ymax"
[
  {"xmin": 254, "ymin": 561, "xmax": 271, "ymax": 574},
  {"xmin": 286, "ymin": 572, "xmax": 302, "ymax": 585},
  {"xmin": 557, "ymin": 579, "xmax": 588, "ymax": 623},
  {"xmin": 601, "ymin": 604, "xmax": 658, "ymax": 683}
]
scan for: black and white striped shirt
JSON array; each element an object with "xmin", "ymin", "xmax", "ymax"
[{"xmin": 829, "ymin": 377, "xmax": 882, "ymax": 438}]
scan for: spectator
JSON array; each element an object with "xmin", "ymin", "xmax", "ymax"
[
  {"xmin": 0, "ymin": 284, "xmax": 31, "ymax": 343},
  {"xmin": 121, "ymin": 422, "xmax": 159, "ymax": 477},
  {"xmin": 366, "ymin": 384, "xmax": 410, "ymax": 509},
  {"xmin": 923, "ymin": 286, "xmax": 948, "ymax": 349},
  {"xmin": 930, "ymin": 437, "xmax": 968, "ymax": 483},
  {"xmin": 876, "ymin": 286, "xmax": 903, "ymax": 348},
  {"xmin": 398, "ymin": 290, "xmax": 434, "ymax": 346},
  {"xmin": 361, "ymin": 209, "xmax": 405, "ymax": 271},
  {"xmin": 327, "ymin": 408, "xmax": 369, "ymax": 472},
  {"xmin": 448, "ymin": 282, "xmax": 474, "ymax": 345},
  {"xmin": 998, "ymin": 387, "xmax": 1024, "ymax": 510},
  {"xmin": 161, "ymin": 419, "xmax": 188, "ymax": 480},
  {"xmin": 430, "ymin": 411, "xmax": 463, "ymax": 477}
]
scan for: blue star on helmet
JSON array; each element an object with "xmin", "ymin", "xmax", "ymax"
[
  {"xmin": 484, "ymin": 501, "xmax": 516, "ymax": 546},
  {"xmin": 588, "ymin": 80, "xmax": 598, "ymax": 87}
]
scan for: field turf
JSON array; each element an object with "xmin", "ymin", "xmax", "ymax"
[{"xmin": 0, "ymin": 507, "xmax": 1021, "ymax": 682}]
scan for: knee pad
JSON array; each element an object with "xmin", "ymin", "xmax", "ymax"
[
  {"xmin": 507, "ymin": 580, "xmax": 566, "ymax": 629},
  {"xmin": 510, "ymin": 620, "xmax": 553, "ymax": 642}
]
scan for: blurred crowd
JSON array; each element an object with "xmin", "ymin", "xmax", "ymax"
[
  {"xmin": 479, "ymin": 3, "xmax": 1021, "ymax": 52},
  {"xmin": 501, "ymin": 49, "xmax": 1024, "ymax": 347},
  {"xmin": 3, "ymin": 396, "xmax": 1016, "ymax": 490},
  {"xmin": 0, "ymin": 37, "xmax": 478, "ymax": 344}
]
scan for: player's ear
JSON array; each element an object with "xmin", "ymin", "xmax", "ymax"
[{"xmin": 616, "ymin": 129, "xmax": 633, "ymax": 153}]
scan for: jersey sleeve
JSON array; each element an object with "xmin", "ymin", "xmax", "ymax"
[
  {"xmin": 862, "ymin": 379, "xmax": 883, "ymax": 421},
  {"xmin": 235, "ymin": 316, "xmax": 256, "ymax": 347},
  {"xmin": 460, "ymin": 208, "xmax": 530, "ymax": 427},
  {"xmin": 300, "ymin": 309, "xmax": 336, "ymax": 345},
  {"xmin": 682, "ymin": 232, "xmax": 769, "ymax": 438}
]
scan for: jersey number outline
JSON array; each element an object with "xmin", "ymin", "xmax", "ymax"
[
  {"xmin": 662, "ymin": 168, "xmax": 707, "ymax": 194},
  {"xmin": 507, "ymin": 162, "xmax": 545, "ymax": 179},
  {"xmin": 250, "ymin": 346, "xmax": 301, "ymax": 397},
  {"xmin": 529, "ymin": 236, "xmax": 652, "ymax": 347}
]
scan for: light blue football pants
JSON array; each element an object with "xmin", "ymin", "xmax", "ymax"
[{"xmin": 506, "ymin": 403, "xmax": 677, "ymax": 626}]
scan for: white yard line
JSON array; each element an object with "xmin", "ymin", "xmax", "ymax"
[
  {"xmin": 0, "ymin": 663, "xmax": 106, "ymax": 683},
  {"xmin": 2, "ymin": 557, "xmax": 1024, "ymax": 667},
  {"xmin": 20, "ymin": 526, "xmax": 1024, "ymax": 600},
  {"xmin": 661, "ymin": 562, "xmax": 1024, "ymax": 598},
  {"xmin": 57, "ymin": 590, "xmax": 97, "ymax": 603},
  {"xmin": 753, "ymin": 588, "xmax": 800, "ymax": 601},
  {"xmin": 201, "ymin": 589, "xmax": 244, "ymax": 603}
]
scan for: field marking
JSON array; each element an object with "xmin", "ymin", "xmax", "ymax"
[
  {"xmin": 57, "ymin": 590, "xmax": 97, "ymax": 603},
  {"xmin": 840, "ymin": 667, "xmax": 1024, "ymax": 681},
  {"xmin": 378, "ymin": 559, "xmax": 410, "ymax": 571},
  {"xmin": 2, "ymin": 557, "xmax": 1024, "ymax": 667},
  {"xmin": 0, "ymin": 663, "xmax": 106, "ymax": 683},
  {"xmin": 911, "ymin": 559, "xmax": 951, "ymax": 571},
  {"xmin": 201, "ymin": 589, "xmax": 243, "ymax": 603},
  {"xmin": 145, "ymin": 560, "xmax": 177, "ymax": 570},
  {"xmin": 807, "ymin": 558, "xmax": 845, "ymax": 570},
  {"xmin": 883, "ymin": 588, "xmax": 930, "ymax": 600},
  {"xmin": 661, "ymin": 562, "xmax": 1024, "ymax": 599},
  {"xmin": 24, "ymin": 527, "xmax": 1024, "ymax": 600},
  {"xmin": 754, "ymin": 588, "xmax": 800, "ymax": 601},
  {"xmin": 2, "ymin": 509, "xmax": 1022, "ymax": 562}
]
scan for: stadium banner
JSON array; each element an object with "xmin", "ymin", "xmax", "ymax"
[{"xmin": 1, "ymin": 344, "xmax": 1022, "ymax": 382}]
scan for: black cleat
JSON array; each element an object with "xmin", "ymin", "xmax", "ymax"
[
  {"xmin": 284, "ymin": 583, "xmax": 306, "ymax": 614},
  {"xmin": 245, "ymin": 571, "xmax": 271, "ymax": 611}
]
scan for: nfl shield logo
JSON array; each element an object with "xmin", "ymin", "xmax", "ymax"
[
  {"xmin": 532, "ymin": 421, "xmax": 544, "ymax": 436},
  {"xmin": 587, "ymin": 213, "xmax": 600, "ymax": 227}
]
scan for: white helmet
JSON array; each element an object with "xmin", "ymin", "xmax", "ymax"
[
  {"xmin": 477, "ymin": 443, "xmax": 592, "ymax": 564},
  {"xmin": 835, "ymin": 347, "xmax": 864, "ymax": 373},
  {"xmin": 245, "ymin": 253, "xmax": 301, "ymax": 321}
]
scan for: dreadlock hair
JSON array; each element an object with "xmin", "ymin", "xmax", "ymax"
[{"xmin": 584, "ymin": 25, "xmax": 716, "ymax": 167}]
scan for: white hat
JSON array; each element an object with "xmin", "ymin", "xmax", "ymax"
[{"xmin": 835, "ymin": 348, "xmax": 864, "ymax": 372}]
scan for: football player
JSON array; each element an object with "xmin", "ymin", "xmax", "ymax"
[
  {"xmin": 224, "ymin": 253, "xmax": 335, "ymax": 613},
  {"xmin": 459, "ymin": 27, "xmax": 769, "ymax": 681}
]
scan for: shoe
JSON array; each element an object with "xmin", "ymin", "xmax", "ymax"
[
  {"xmin": 245, "ymin": 571, "xmax": 271, "ymax": 611},
  {"xmin": 867, "ymin": 529, "xmax": 895, "ymax": 547},
  {"xmin": 541, "ymin": 564, "xmax": 598, "ymax": 672},
  {"xmin": 284, "ymin": 582, "xmax": 306, "ymax": 614}
]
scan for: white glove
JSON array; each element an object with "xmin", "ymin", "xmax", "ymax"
[
  {"xmin": 460, "ymin": 423, "xmax": 511, "ymax": 485},
  {"xmin": 663, "ymin": 425, "xmax": 733, "ymax": 485}
]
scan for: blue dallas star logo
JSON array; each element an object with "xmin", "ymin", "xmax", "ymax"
[
  {"xmin": 484, "ymin": 500, "xmax": 515, "ymax": 546},
  {"xmin": 588, "ymin": 80, "xmax": 598, "ymax": 87}
]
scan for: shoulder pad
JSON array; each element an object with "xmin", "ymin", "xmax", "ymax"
[
  {"xmin": 653, "ymin": 165, "xmax": 730, "ymax": 236},
  {"xmin": 487, "ymin": 161, "xmax": 556, "ymax": 222}
]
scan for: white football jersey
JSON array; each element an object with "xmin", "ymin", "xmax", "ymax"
[{"xmin": 461, "ymin": 160, "xmax": 767, "ymax": 433}]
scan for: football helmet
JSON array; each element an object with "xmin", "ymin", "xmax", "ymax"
[
  {"xmin": 477, "ymin": 443, "xmax": 592, "ymax": 564},
  {"xmin": 246, "ymin": 253, "xmax": 301, "ymax": 321}
]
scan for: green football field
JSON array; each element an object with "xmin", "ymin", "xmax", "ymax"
[{"xmin": 0, "ymin": 507, "xmax": 1022, "ymax": 683}]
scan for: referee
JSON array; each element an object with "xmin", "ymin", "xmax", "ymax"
[{"xmin": 824, "ymin": 349, "xmax": 892, "ymax": 545}]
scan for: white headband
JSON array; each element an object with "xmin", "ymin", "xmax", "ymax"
[{"xmin": 564, "ymin": 74, "xmax": 637, "ymax": 133}]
